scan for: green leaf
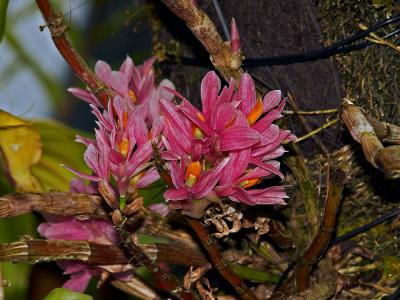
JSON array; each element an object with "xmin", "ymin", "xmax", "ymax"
[
  {"xmin": 0, "ymin": 214, "xmax": 38, "ymax": 300},
  {"xmin": 229, "ymin": 263, "xmax": 280, "ymax": 283},
  {"xmin": 0, "ymin": 0, "xmax": 9, "ymax": 43},
  {"xmin": 137, "ymin": 233, "xmax": 169, "ymax": 245},
  {"xmin": 31, "ymin": 120, "xmax": 92, "ymax": 191},
  {"xmin": 43, "ymin": 288, "xmax": 93, "ymax": 300},
  {"xmin": 138, "ymin": 180, "xmax": 166, "ymax": 207}
]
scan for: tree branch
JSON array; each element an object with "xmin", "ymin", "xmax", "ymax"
[
  {"xmin": 0, "ymin": 192, "xmax": 107, "ymax": 219},
  {"xmin": 186, "ymin": 218, "xmax": 257, "ymax": 300},
  {"xmin": 35, "ymin": 0, "xmax": 116, "ymax": 106},
  {"xmin": 0, "ymin": 239, "xmax": 207, "ymax": 267}
]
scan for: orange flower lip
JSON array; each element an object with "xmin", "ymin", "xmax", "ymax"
[
  {"xmin": 192, "ymin": 113, "xmax": 206, "ymax": 138},
  {"xmin": 128, "ymin": 89, "xmax": 138, "ymax": 104},
  {"xmin": 185, "ymin": 161, "xmax": 202, "ymax": 180},
  {"xmin": 247, "ymin": 99, "xmax": 263, "ymax": 125},
  {"xmin": 197, "ymin": 113, "xmax": 205, "ymax": 122},
  {"xmin": 240, "ymin": 178, "xmax": 261, "ymax": 189},
  {"xmin": 118, "ymin": 138, "xmax": 130, "ymax": 156},
  {"xmin": 122, "ymin": 111, "xmax": 128, "ymax": 128}
]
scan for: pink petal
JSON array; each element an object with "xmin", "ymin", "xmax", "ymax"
[
  {"xmin": 148, "ymin": 203, "xmax": 170, "ymax": 216},
  {"xmin": 90, "ymin": 105, "xmax": 113, "ymax": 131},
  {"xmin": 230, "ymin": 186, "xmax": 287, "ymax": 205},
  {"xmin": 95, "ymin": 60, "xmax": 112, "ymax": 84},
  {"xmin": 212, "ymin": 103, "xmax": 237, "ymax": 131},
  {"xmin": 263, "ymin": 90, "xmax": 282, "ymax": 112},
  {"xmin": 38, "ymin": 219, "xmax": 91, "ymax": 241},
  {"xmin": 110, "ymin": 71, "xmax": 129, "ymax": 97},
  {"xmin": 230, "ymin": 18, "xmax": 241, "ymax": 54},
  {"xmin": 160, "ymin": 98, "xmax": 190, "ymax": 136},
  {"xmin": 251, "ymin": 109, "xmax": 283, "ymax": 133},
  {"xmin": 140, "ymin": 56, "xmax": 157, "ymax": 76},
  {"xmin": 127, "ymin": 141, "xmax": 153, "ymax": 175},
  {"xmin": 149, "ymin": 79, "xmax": 175, "ymax": 122},
  {"xmin": 158, "ymin": 79, "xmax": 175, "ymax": 101},
  {"xmin": 164, "ymin": 119, "xmax": 192, "ymax": 153},
  {"xmin": 229, "ymin": 188, "xmax": 255, "ymax": 205},
  {"xmin": 235, "ymin": 167, "xmax": 274, "ymax": 183},
  {"xmin": 218, "ymin": 78, "xmax": 235, "ymax": 104},
  {"xmin": 136, "ymin": 167, "xmax": 160, "ymax": 188},
  {"xmin": 247, "ymin": 186, "xmax": 288, "ymax": 205},
  {"xmin": 119, "ymin": 56, "xmax": 134, "ymax": 80},
  {"xmin": 62, "ymin": 263, "xmax": 87, "ymax": 275},
  {"xmin": 63, "ymin": 165, "xmax": 100, "ymax": 182},
  {"xmin": 164, "ymin": 187, "xmax": 189, "ymax": 201},
  {"xmin": 179, "ymin": 100, "xmax": 214, "ymax": 136},
  {"xmin": 67, "ymin": 88, "xmax": 101, "ymax": 106},
  {"xmin": 256, "ymin": 124, "xmax": 280, "ymax": 147},
  {"xmin": 151, "ymin": 116, "xmax": 164, "ymax": 137},
  {"xmin": 169, "ymin": 159, "xmax": 185, "ymax": 188},
  {"xmin": 201, "ymin": 71, "xmax": 221, "ymax": 117},
  {"xmin": 257, "ymin": 146, "xmax": 286, "ymax": 160},
  {"xmin": 63, "ymin": 269, "xmax": 93, "ymax": 293},
  {"xmin": 219, "ymin": 126, "xmax": 260, "ymax": 151},
  {"xmin": 249, "ymin": 157, "xmax": 283, "ymax": 179},
  {"xmin": 237, "ymin": 73, "xmax": 256, "ymax": 115},
  {"xmin": 133, "ymin": 117, "xmax": 149, "ymax": 147},
  {"xmin": 252, "ymin": 129, "xmax": 292, "ymax": 157},
  {"xmin": 161, "ymin": 151, "xmax": 181, "ymax": 160},
  {"xmin": 219, "ymin": 148, "xmax": 251, "ymax": 185},
  {"xmin": 285, "ymin": 132, "xmax": 297, "ymax": 142},
  {"xmin": 75, "ymin": 135, "xmax": 95, "ymax": 147},
  {"xmin": 232, "ymin": 110, "xmax": 249, "ymax": 126},
  {"xmin": 138, "ymin": 76, "xmax": 155, "ymax": 104},
  {"xmin": 98, "ymin": 142, "xmax": 111, "ymax": 178},
  {"xmin": 69, "ymin": 179, "xmax": 97, "ymax": 194},
  {"xmin": 191, "ymin": 158, "xmax": 229, "ymax": 198}
]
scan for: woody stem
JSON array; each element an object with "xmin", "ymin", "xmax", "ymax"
[
  {"xmin": 186, "ymin": 217, "xmax": 258, "ymax": 300},
  {"xmin": 36, "ymin": 0, "xmax": 116, "ymax": 106}
]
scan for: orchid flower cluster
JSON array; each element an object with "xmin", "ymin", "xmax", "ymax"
[
  {"xmin": 68, "ymin": 57, "xmax": 294, "ymax": 213},
  {"xmin": 161, "ymin": 71, "xmax": 295, "ymax": 216},
  {"xmin": 67, "ymin": 55, "xmax": 294, "ymax": 214},
  {"xmin": 67, "ymin": 57, "xmax": 174, "ymax": 209},
  {"xmin": 38, "ymin": 56, "xmax": 294, "ymax": 291}
]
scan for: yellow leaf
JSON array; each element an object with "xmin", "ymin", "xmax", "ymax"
[
  {"xmin": 31, "ymin": 120, "xmax": 92, "ymax": 192},
  {"xmin": 0, "ymin": 110, "xmax": 43, "ymax": 192}
]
